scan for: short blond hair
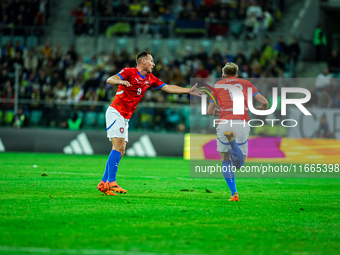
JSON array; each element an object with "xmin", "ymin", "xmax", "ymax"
[{"xmin": 222, "ymin": 62, "xmax": 238, "ymax": 77}]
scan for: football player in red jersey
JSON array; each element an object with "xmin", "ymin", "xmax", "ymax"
[
  {"xmin": 207, "ymin": 62, "xmax": 268, "ymax": 201},
  {"xmin": 97, "ymin": 51, "xmax": 203, "ymax": 196}
]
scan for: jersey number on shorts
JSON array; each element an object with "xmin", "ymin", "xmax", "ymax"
[{"xmin": 137, "ymin": 88, "xmax": 142, "ymax": 95}]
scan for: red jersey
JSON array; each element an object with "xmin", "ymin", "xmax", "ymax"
[
  {"xmin": 110, "ymin": 67, "xmax": 165, "ymax": 119},
  {"xmin": 211, "ymin": 78, "xmax": 258, "ymax": 121}
]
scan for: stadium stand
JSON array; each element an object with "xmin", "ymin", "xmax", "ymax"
[
  {"xmin": 71, "ymin": 0, "xmax": 283, "ymax": 38},
  {"xmin": 0, "ymin": 0, "xmax": 339, "ymax": 135}
]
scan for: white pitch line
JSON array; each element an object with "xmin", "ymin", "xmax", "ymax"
[
  {"xmin": 40, "ymin": 171, "xmax": 97, "ymax": 176},
  {"xmin": 0, "ymin": 246, "xmax": 208, "ymax": 255},
  {"xmin": 17, "ymin": 171, "xmax": 222, "ymax": 181}
]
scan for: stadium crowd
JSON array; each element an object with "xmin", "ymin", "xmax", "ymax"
[
  {"xmin": 1, "ymin": 40, "xmax": 339, "ymax": 131},
  {"xmin": 71, "ymin": 0, "xmax": 283, "ymax": 38}
]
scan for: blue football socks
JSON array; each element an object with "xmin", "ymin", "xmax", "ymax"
[
  {"xmin": 101, "ymin": 161, "xmax": 109, "ymax": 182},
  {"xmin": 222, "ymin": 160, "xmax": 237, "ymax": 195},
  {"xmin": 107, "ymin": 150, "xmax": 122, "ymax": 182},
  {"xmin": 229, "ymin": 140, "xmax": 244, "ymax": 169}
]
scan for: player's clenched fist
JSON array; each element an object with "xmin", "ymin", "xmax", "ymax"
[
  {"xmin": 212, "ymin": 108, "xmax": 220, "ymax": 116},
  {"xmin": 119, "ymin": 80, "xmax": 132, "ymax": 87}
]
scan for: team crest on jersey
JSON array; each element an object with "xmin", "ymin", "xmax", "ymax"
[
  {"xmin": 120, "ymin": 127, "xmax": 124, "ymax": 133},
  {"xmin": 135, "ymin": 78, "xmax": 142, "ymax": 84}
]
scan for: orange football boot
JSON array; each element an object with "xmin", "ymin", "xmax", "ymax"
[
  {"xmin": 105, "ymin": 181, "xmax": 127, "ymax": 194},
  {"xmin": 97, "ymin": 180, "xmax": 118, "ymax": 196},
  {"xmin": 228, "ymin": 192, "xmax": 239, "ymax": 202},
  {"xmin": 224, "ymin": 131, "xmax": 236, "ymax": 143},
  {"xmin": 97, "ymin": 180, "xmax": 106, "ymax": 192},
  {"xmin": 104, "ymin": 190, "xmax": 118, "ymax": 196}
]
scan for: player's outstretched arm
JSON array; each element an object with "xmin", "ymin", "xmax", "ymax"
[
  {"xmin": 207, "ymin": 102, "xmax": 220, "ymax": 116},
  {"xmin": 254, "ymin": 93, "xmax": 268, "ymax": 110},
  {"xmin": 160, "ymin": 83, "xmax": 204, "ymax": 96},
  {"xmin": 106, "ymin": 75, "xmax": 131, "ymax": 87}
]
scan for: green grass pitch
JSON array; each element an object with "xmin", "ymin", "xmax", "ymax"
[{"xmin": 0, "ymin": 152, "xmax": 339, "ymax": 255}]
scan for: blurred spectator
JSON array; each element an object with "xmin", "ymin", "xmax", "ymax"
[
  {"xmin": 68, "ymin": 112, "xmax": 82, "ymax": 130},
  {"xmin": 267, "ymin": 59, "xmax": 282, "ymax": 77},
  {"xmin": 261, "ymin": 9, "xmax": 273, "ymax": 31},
  {"xmin": 183, "ymin": 46, "xmax": 195, "ymax": 63},
  {"xmin": 141, "ymin": 1, "xmax": 151, "ymax": 17},
  {"xmin": 250, "ymin": 59, "xmax": 262, "ymax": 77},
  {"xmin": 2, "ymin": 81, "xmax": 15, "ymax": 110},
  {"xmin": 128, "ymin": 0, "xmax": 142, "ymax": 17},
  {"xmin": 67, "ymin": 45, "xmax": 78, "ymax": 64},
  {"xmin": 274, "ymin": 36, "xmax": 287, "ymax": 57},
  {"xmin": 313, "ymin": 24, "xmax": 327, "ymax": 61},
  {"xmin": 169, "ymin": 67, "xmax": 184, "ymax": 85},
  {"xmin": 240, "ymin": 64, "xmax": 250, "ymax": 78},
  {"xmin": 212, "ymin": 49, "xmax": 223, "ymax": 66},
  {"xmin": 287, "ymin": 37, "xmax": 300, "ymax": 77},
  {"xmin": 213, "ymin": 9, "xmax": 229, "ymax": 40},
  {"xmin": 37, "ymin": 69, "xmax": 50, "ymax": 90},
  {"xmin": 30, "ymin": 85, "xmax": 42, "ymax": 109},
  {"xmin": 41, "ymin": 41, "xmax": 52, "ymax": 58},
  {"xmin": 153, "ymin": 94, "xmax": 166, "ymax": 131},
  {"xmin": 244, "ymin": 12, "xmax": 258, "ymax": 39},
  {"xmin": 245, "ymin": 0, "xmax": 263, "ymax": 38},
  {"xmin": 246, "ymin": 1, "xmax": 263, "ymax": 18},
  {"xmin": 328, "ymin": 50, "xmax": 340, "ymax": 74},
  {"xmin": 165, "ymin": 108, "xmax": 181, "ymax": 131},
  {"xmin": 84, "ymin": 71, "xmax": 99, "ymax": 93},
  {"xmin": 333, "ymin": 93, "xmax": 340, "ymax": 108},
  {"xmin": 67, "ymin": 80, "xmax": 84, "ymax": 104},
  {"xmin": 140, "ymin": 105, "xmax": 154, "ymax": 129},
  {"xmin": 74, "ymin": 55, "xmax": 86, "ymax": 75},
  {"xmin": 234, "ymin": 48, "xmax": 247, "ymax": 67},
  {"xmin": 112, "ymin": 0, "xmax": 129, "ymax": 17},
  {"xmin": 224, "ymin": 49, "xmax": 234, "ymax": 63},
  {"xmin": 194, "ymin": 63, "xmax": 209, "ymax": 78},
  {"xmin": 249, "ymin": 48, "xmax": 260, "ymax": 63},
  {"xmin": 85, "ymin": 88, "xmax": 99, "ymax": 111},
  {"xmin": 65, "ymin": 64, "xmax": 78, "ymax": 80},
  {"xmin": 315, "ymin": 68, "xmax": 333, "ymax": 91},
  {"xmin": 205, "ymin": 12, "xmax": 218, "ymax": 37},
  {"xmin": 176, "ymin": 123, "xmax": 186, "ymax": 133},
  {"xmin": 10, "ymin": 52, "xmax": 24, "ymax": 72},
  {"xmin": 96, "ymin": 82, "xmax": 107, "ymax": 101},
  {"xmin": 24, "ymin": 50, "xmax": 39, "ymax": 72},
  {"xmin": 317, "ymin": 89, "xmax": 332, "ymax": 108},
  {"xmin": 13, "ymin": 108, "xmax": 27, "ymax": 128},
  {"xmin": 14, "ymin": 40, "xmax": 24, "ymax": 55},
  {"xmin": 0, "ymin": 69, "xmax": 11, "ymax": 89},
  {"xmin": 260, "ymin": 36, "xmax": 274, "ymax": 67},
  {"xmin": 41, "ymin": 92, "xmax": 56, "ymax": 126},
  {"xmin": 1, "ymin": 42, "xmax": 15, "ymax": 58},
  {"xmin": 71, "ymin": 5, "xmax": 86, "ymax": 35},
  {"xmin": 54, "ymin": 80, "xmax": 67, "ymax": 102},
  {"xmin": 316, "ymin": 114, "xmax": 333, "ymax": 138},
  {"xmin": 55, "ymin": 43, "xmax": 64, "ymax": 59}
]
